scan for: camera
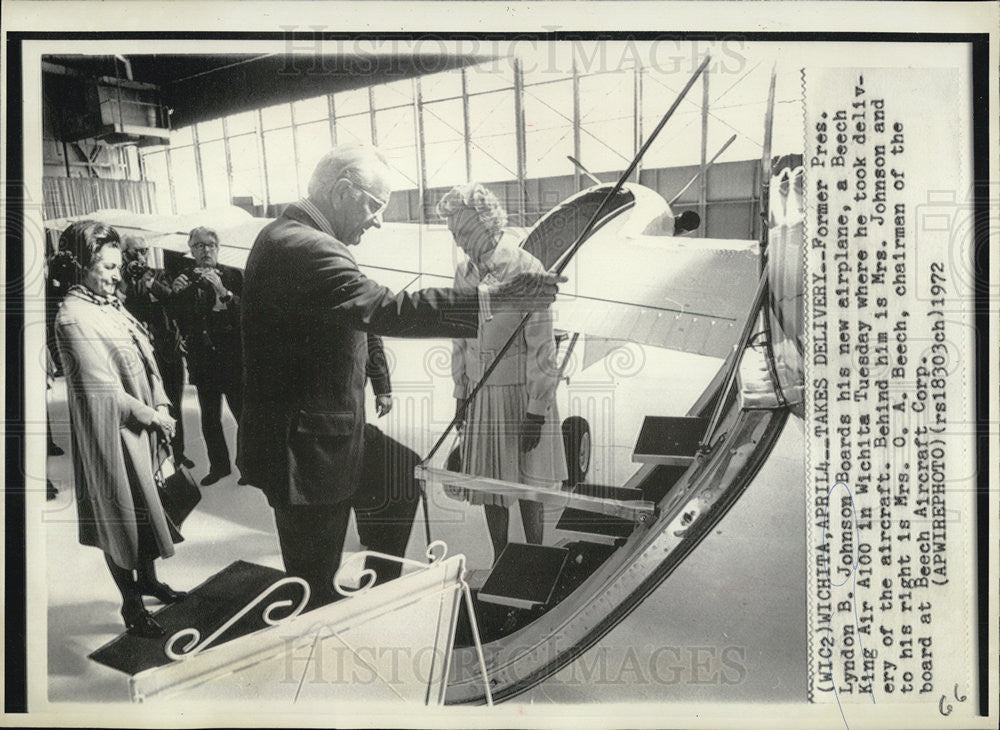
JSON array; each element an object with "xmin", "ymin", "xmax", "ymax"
[
  {"xmin": 123, "ymin": 259, "xmax": 150, "ymax": 282},
  {"xmin": 187, "ymin": 269, "xmax": 210, "ymax": 289}
]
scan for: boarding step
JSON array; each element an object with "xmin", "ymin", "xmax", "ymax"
[
  {"xmin": 555, "ymin": 483, "xmax": 643, "ymax": 542},
  {"xmin": 631, "ymin": 416, "xmax": 708, "ymax": 467},
  {"xmin": 88, "ymin": 560, "xmax": 298, "ymax": 676},
  {"xmin": 478, "ymin": 543, "xmax": 570, "ymax": 611}
]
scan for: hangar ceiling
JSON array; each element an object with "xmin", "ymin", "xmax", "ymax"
[{"xmin": 42, "ymin": 51, "xmax": 497, "ymax": 131}]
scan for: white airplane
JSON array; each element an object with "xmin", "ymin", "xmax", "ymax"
[{"xmin": 43, "ymin": 65, "xmax": 807, "ymax": 706}]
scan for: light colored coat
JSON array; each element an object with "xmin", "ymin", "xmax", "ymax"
[
  {"xmin": 450, "ymin": 238, "xmax": 568, "ymax": 493},
  {"xmin": 55, "ymin": 289, "xmax": 178, "ymax": 570},
  {"xmin": 451, "ymin": 240, "xmax": 560, "ymax": 414}
]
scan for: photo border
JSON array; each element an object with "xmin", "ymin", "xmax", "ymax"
[{"xmin": 3, "ymin": 9, "xmax": 997, "ymax": 726}]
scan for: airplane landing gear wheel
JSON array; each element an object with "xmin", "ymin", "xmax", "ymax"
[{"xmin": 562, "ymin": 416, "xmax": 591, "ymax": 488}]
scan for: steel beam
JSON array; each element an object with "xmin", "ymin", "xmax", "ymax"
[
  {"xmin": 191, "ymin": 123, "xmax": 207, "ymax": 209},
  {"xmin": 461, "ymin": 67, "xmax": 472, "ymax": 181},
  {"xmin": 512, "ymin": 58, "xmax": 527, "ymax": 225},
  {"xmin": 413, "ymin": 77, "xmax": 428, "ymax": 225},
  {"xmin": 699, "ymin": 68, "xmax": 709, "ymax": 237}
]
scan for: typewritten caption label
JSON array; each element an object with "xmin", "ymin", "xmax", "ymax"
[{"xmin": 804, "ymin": 67, "xmax": 976, "ymax": 713}]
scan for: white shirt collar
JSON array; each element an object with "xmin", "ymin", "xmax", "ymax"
[{"xmin": 296, "ymin": 199, "xmax": 337, "ymax": 239}]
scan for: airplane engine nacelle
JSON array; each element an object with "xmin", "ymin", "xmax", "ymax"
[{"xmin": 521, "ymin": 183, "xmax": 675, "ymax": 271}]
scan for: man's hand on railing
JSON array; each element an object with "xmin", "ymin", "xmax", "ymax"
[{"xmin": 490, "ymin": 272, "xmax": 567, "ymax": 312}]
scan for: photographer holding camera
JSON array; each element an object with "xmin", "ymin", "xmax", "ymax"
[
  {"xmin": 170, "ymin": 226, "xmax": 244, "ymax": 486},
  {"xmin": 119, "ymin": 235, "xmax": 191, "ymax": 469}
]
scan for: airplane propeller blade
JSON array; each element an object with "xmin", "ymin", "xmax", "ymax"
[
  {"xmin": 668, "ymin": 134, "xmax": 737, "ymax": 206},
  {"xmin": 567, "ymin": 155, "xmax": 603, "ymax": 187}
]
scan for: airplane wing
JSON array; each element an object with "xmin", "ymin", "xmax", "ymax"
[
  {"xmin": 44, "ymin": 205, "xmax": 258, "ymax": 240},
  {"xmin": 145, "ymin": 217, "xmax": 272, "ymax": 270},
  {"xmin": 44, "ymin": 210, "xmax": 455, "ymax": 284},
  {"xmin": 45, "ymin": 208, "xmax": 756, "ymax": 358},
  {"xmin": 43, "ymin": 206, "xmax": 269, "ymax": 270},
  {"xmin": 553, "ymin": 234, "xmax": 759, "ymax": 359},
  {"xmin": 361, "ymin": 221, "xmax": 760, "ymax": 360}
]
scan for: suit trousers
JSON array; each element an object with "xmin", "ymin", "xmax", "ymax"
[
  {"xmin": 196, "ymin": 378, "xmax": 243, "ymax": 472},
  {"xmin": 155, "ymin": 352, "xmax": 187, "ymax": 460},
  {"xmin": 272, "ymin": 425, "xmax": 421, "ymax": 610}
]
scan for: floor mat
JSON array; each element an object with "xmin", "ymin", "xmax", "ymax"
[{"xmin": 88, "ymin": 560, "xmax": 301, "ymax": 676}]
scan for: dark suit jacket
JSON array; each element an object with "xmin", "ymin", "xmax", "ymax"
[
  {"xmin": 366, "ymin": 333, "xmax": 390, "ymax": 396},
  {"xmin": 170, "ymin": 263, "xmax": 243, "ymax": 388},
  {"xmin": 120, "ymin": 270, "xmax": 184, "ymax": 365},
  {"xmin": 237, "ymin": 203, "xmax": 479, "ymax": 507}
]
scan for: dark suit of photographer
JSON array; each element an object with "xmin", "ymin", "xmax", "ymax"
[
  {"xmin": 170, "ymin": 227, "xmax": 243, "ymax": 486},
  {"xmin": 119, "ymin": 236, "xmax": 191, "ymax": 467}
]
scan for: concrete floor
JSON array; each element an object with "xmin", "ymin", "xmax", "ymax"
[{"xmin": 43, "ymin": 338, "xmax": 806, "ymax": 705}]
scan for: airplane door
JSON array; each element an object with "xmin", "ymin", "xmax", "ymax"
[{"xmin": 763, "ymin": 163, "xmax": 806, "ymax": 416}]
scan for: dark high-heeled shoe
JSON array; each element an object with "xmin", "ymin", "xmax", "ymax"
[
  {"xmin": 138, "ymin": 581, "xmax": 188, "ymax": 604},
  {"xmin": 122, "ymin": 605, "xmax": 166, "ymax": 638}
]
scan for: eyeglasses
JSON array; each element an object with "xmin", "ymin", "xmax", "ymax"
[
  {"xmin": 190, "ymin": 241, "xmax": 218, "ymax": 251},
  {"xmin": 340, "ymin": 178, "xmax": 388, "ymax": 218}
]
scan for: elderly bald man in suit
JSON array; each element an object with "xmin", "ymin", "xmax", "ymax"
[{"xmin": 238, "ymin": 143, "xmax": 564, "ymax": 607}]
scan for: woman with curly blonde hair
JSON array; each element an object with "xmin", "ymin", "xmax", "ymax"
[{"xmin": 439, "ymin": 183, "xmax": 568, "ymax": 564}]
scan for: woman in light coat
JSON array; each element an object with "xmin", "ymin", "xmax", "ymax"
[
  {"xmin": 440, "ymin": 183, "xmax": 568, "ymax": 563},
  {"xmin": 52, "ymin": 221, "xmax": 187, "ymax": 637}
]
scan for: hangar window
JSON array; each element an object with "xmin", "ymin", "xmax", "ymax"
[
  {"xmin": 335, "ymin": 114, "xmax": 373, "ymax": 147},
  {"xmin": 375, "ymin": 106, "xmax": 419, "ymax": 190},
  {"xmin": 170, "ymin": 125, "xmax": 193, "ymax": 147},
  {"xmin": 640, "ymin": 69, "xmax": 703, "ymax": 169},
  {"xmin": 225, "ymin": 110, "xmax": 257, "ymax": 137},
  {"xmin": 579, "ymin": 70, "xmax": 635, "ymax": 174},
  {"xmin": 228, "ymin": 133, "xmax": 264, "ymax": 203},
  {"xmin": 199, "ymin": 140, "xmax": 230, "ymax": 208},
  {"xmin": 467, "ymin": 90, "xmax": 516, "ymax": 184},
  {"xmin": 260, "ymin": 102, "xmax": 292, "ymax": 131},
  {"xmin": 292, "ymin": 96, "xmax": 329, "ymax": 124},
  {"xmin": 170, "ymin": 146, "xmax": 200, "ymax": 213},
  {"xmin": 263, "ymin": 127, "xmax": 297, "ymax": 204},
  {"xmin": 197, "ymin": 118, "xmax": 224, "ymax": 142},
  {"xmin": 334, "ymin": 88, "xmax": 370, "ymax": 117},
  {"xmin": 422, "ymin": 98, "xmax": 466, "ymax": 189},
  {"xmin": 373, "ymin": 79, "xmax": 413, "ymax": 110},
  {"xmin": 141, "ymin": 150, "xmax": 172, "ymax": 214},
  {"xmin": 295, "ymin": 120, "xmax": 333, "ymax": 197},
  {"xmin": 421, "ymin": 69, "xmax": 463, "ymax": 102},
  {"xmin": 523, "ymin": 79, "xmax": 574, "ymax": 179},
  {"xmin": 464, "ymin": 59, "xmax": 515, "ymax": 94}
]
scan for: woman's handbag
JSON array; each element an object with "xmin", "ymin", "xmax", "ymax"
[{"xmin": 154, "ymin": 444, "xmax": 201, "ymax": 527}]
